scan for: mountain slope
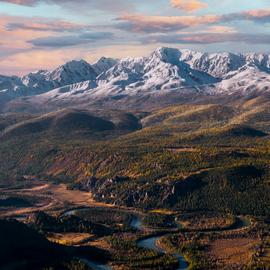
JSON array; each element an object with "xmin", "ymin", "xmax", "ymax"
[
  {"xmin": 215, "ymin": 65, "xmax": 270, "ymax": 95},
  {"xmin": 0, "ymin": 219, "xmax": 65, "ymax": 268}
]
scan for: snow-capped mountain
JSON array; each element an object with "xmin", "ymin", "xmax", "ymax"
[
  {"xmin": 21, "ymin": 60, "xmax": 97, "ymax": 94},
  {"xmin": 0, "ymin": 58, "xmax": 115, "ymax": 99},
  {"xmin": 0, "ymin": 47, "xmax": 270, "ymax": 112},
  {"xmin": 96, "ymin": 47, "xmax": 218, "ymax": 96}
]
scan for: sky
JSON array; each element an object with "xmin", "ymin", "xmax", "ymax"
[{"xmin": 0, "ymin": 0, "xmax": 270, "ymax": 75}]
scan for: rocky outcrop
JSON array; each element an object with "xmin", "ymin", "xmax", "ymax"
[{"xmin": 71, "ymin": 173, "xmax": 205, "ymax": 209}]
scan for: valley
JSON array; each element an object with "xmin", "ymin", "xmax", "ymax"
[{"xmin": 0, "ymin": 47, "xmax": 269, "ymax": 270}]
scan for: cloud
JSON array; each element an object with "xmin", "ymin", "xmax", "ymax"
[
  {"xmin": 29, "ymin": 32, "xmax": 114, "ymax": 48},
  {"xmin": 245, "ymin": 9, "xmax": 270, "ymax": 22},
  {"xmin": 144, "ymin": 33, "xmax": 270, "ymax": 45},
  {"xmin": 6, "ymin": 21, "xmax": 89, "ymax": 32},
  {"xmin": 222, "ymin": 9, "xmax": 270, "ymax": 23},
  {"xmin": 0, "ymin": 4, "xmax": 270, "ymax": 75},
  {"xmin": 115, "ymin": 14, "xmax": 219, "ymax": 33},
  {"xmin": 0, "ymin": 0, "xmax": 35, "ymax": 4},
  {"xmin": 115, "ymin": 8, "xmax": 270, "ymax": 34},
  {"xmin": 171, "ymin": 0, "xmax": 207, "ymax": 12},
  {"xmin": 201, "ymin": 25, "xmax": 237, "ymax": 33},
  {"xmin": 0, "ymin": 15, "xmax": 54, "ymax": 52},
  {"xmin": 0, "ymin": 14, "xmax": 110, "ymax": 65},
  {"xmin": 0, "ymin": 0, "xmax": 135, "ymax": 12},
  {"xmin": 0, "ymin": 14, "xmax": 113, "ymax": 52}
]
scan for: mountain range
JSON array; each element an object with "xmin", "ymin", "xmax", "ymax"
[
  {"xmin": 1, "ymin": 47, "xmax": 270, "ymax": 113},
  {"xmin": 0, "ymin": 47, "xmax": 269, "ymax": 230}
]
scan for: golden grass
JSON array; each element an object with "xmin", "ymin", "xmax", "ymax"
[
  {"xmin": 167, "ymin": 147, "xmax": 200, "ymax": 153},
  {"xmin": 47, "ymin": 232, "xmax": 93, "ymax": 246},
  {"xmin": 141, "ymin": 104, "xmax": 211, "ymax": 126},
  {"xmin": 180, "ymin": 216, "xmax": 234, "ymax": 231},
  {"xmin": 149, "ymin": 209, "xmax": 177, "ymax": 215},
  {"xmin": 208, "ymin": 238, "xmax": 259, "ymax": 268}
]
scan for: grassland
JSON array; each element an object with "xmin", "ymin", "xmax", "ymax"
[{"xmin": 207, "ymin": 238, "xmax": 259, "ymax": 268}]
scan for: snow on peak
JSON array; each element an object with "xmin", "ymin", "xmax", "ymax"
[
  {"xmin": 94, "ymin": 47, "xmax": 218, "ymax": 98},
  {"xmin": 216, "ymin": 64, "xmax": 270, "ymax": 95},
  {"xmin": 151, "ymin": 47, "xmax": 181, "ymax": 65},
  {"xmin": 180, "ymin": 50, "xmax": 246, "ymax": 78},
  {"xmin": 49, "ymin": 59, "xmax": 97, "ymax": 84},
  {"xmin": 93, "ymin": 57, "xmax": 118, "ymax": 75}
]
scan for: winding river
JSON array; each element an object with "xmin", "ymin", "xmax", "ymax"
[
  {"xmin": 64, "ymin": 209, "xmax": 188, "ymax": 270},
  {"xmin": 131, "ymin": 216, "xmax": 189, "ymax": 270},
  {"xmin": 63, "ymin": 208, "xmax": 251, "ymax": 270},
  {"xmin": 63, "ymin": 208, "xmax": 112, "ymax": 270}
]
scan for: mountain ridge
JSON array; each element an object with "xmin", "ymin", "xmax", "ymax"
[{"xmin": 1, "ymin": 47, "xmax": 270, "ymax": 113}]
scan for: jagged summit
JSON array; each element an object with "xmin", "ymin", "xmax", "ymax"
[
  {"xmin": 152, "ymin": 47, "xmax": 181, "ymax": 64},
  {"xmin": 179, "ymin": 50, "xmax": 246, "ymax": 78},
  {"xmin": 93, "ymin": 57, "xmax": 118, "ymax": 75},
  {"xmin": 96, "ymin": 47, "xmax": 217, "ymax": 96},
  {"xmin": 48, "ymin": 59, "xmax": 97, "ymax": 84}
]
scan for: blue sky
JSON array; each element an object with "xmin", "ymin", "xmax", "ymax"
[{"xmin": 0, "ymin": 0, "xmax": 269, "ymax": 75}]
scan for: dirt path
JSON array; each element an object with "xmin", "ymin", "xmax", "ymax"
[{"xmin": 20, "ymin": 184, "xmax": 50, "ymax": 192}]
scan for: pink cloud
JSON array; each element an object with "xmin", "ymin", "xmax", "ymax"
[
  {"xmin": 222, "ymin": 8, "xmax": 270, "ymax": 23},
  {"xmin": 171, "ymin": 0, "xmax": 208, "ymax": 12},
  {"xmin": 116, "ymin": 14, "xmax": 219, "ymax": 33},
  {"xmin": 6, "ymin": 20, "xmax": 89, "ymax": 32},
  {"xmin": 145, "ymin": 32, "xmax": 270, "ymax": 45},
  {"xmin": 116, "ymin": 8, "xmax": 270, "ymax": 34},
  {"xmin": 0, "ymin": 16, "xmax": 51, "ymax": 51},
  {"xmin": 0, "ymin": 0, "xmax": 35, "ymax": 4},
  {"xmin": 0, "ymin": 0, "xmax": 136, "ymax": 12},
  {"xmin": 0, "ymin": 15, "xmax": 94, "ymax": 66}
]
